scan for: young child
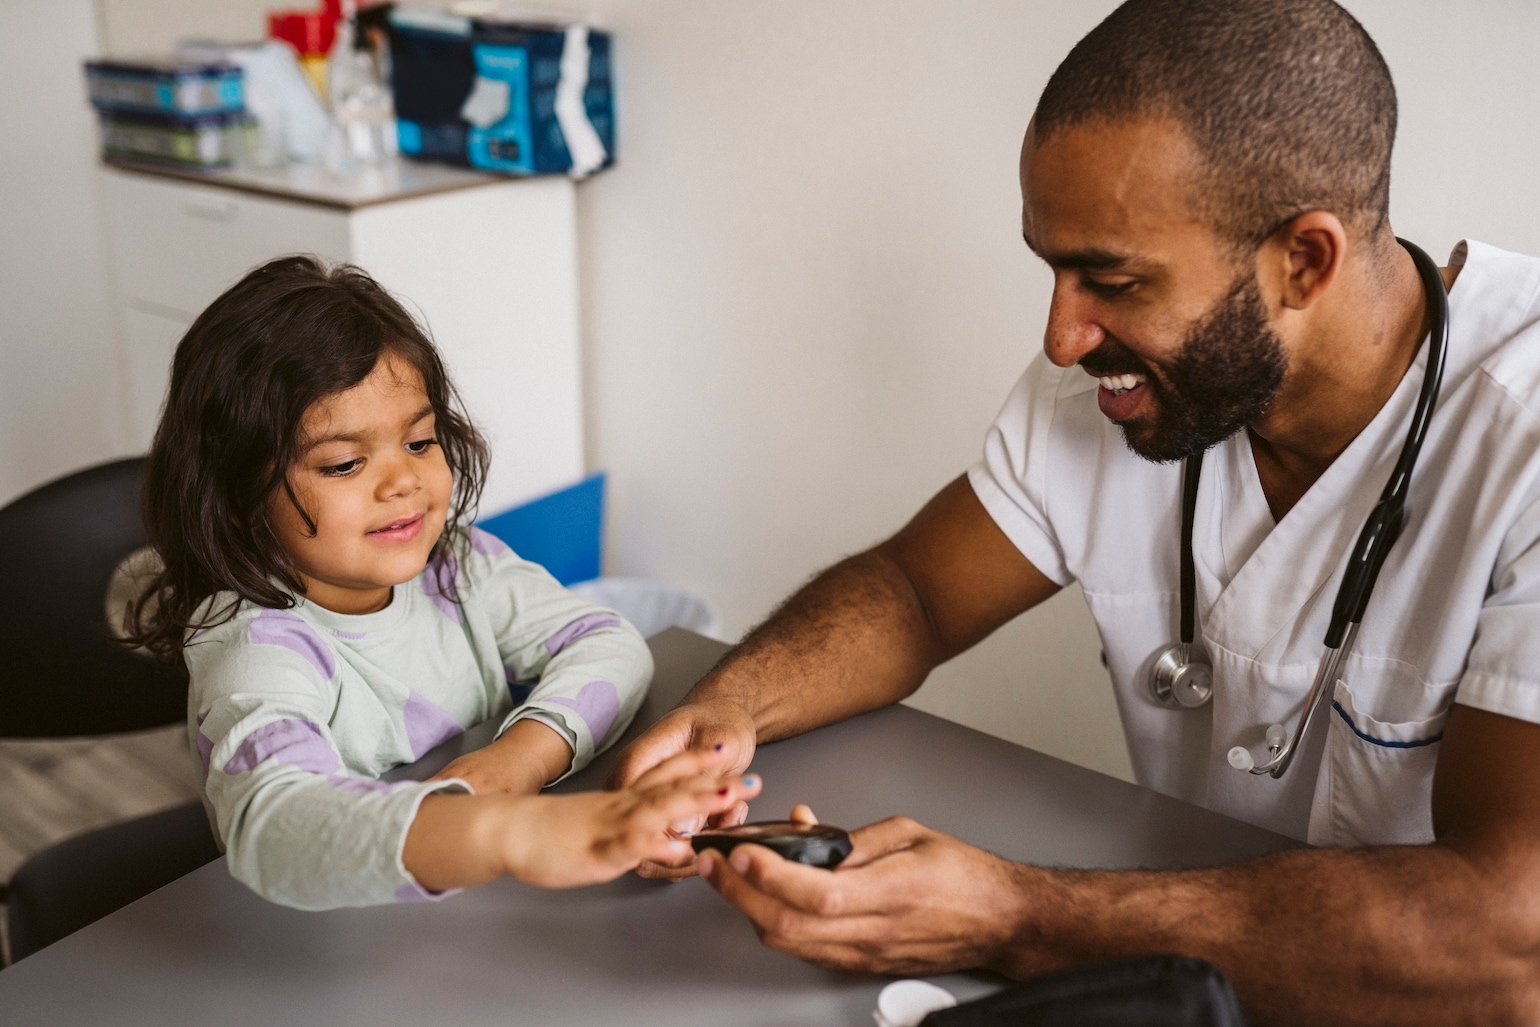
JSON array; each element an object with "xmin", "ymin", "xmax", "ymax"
[{"xmin": 125, "ymin": 256, "xmax": 758, "ymax": 910}]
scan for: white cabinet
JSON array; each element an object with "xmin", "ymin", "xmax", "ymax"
[{"xmin": 98, "ymin": 161, "xmax": 583, "ymax": 517}]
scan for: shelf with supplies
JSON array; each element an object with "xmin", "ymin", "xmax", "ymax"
[{"xmin": 98, "ymin": 157, "xmax": 583, "ymax": 517}]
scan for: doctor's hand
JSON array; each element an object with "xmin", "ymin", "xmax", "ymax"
[
  {"xmin": 695, "ymin": 814, "xmax": 1033, "ymax": 976},
  {"xmin": 605, "ymin": 697, "xmax": 759, "ymax": 879}
]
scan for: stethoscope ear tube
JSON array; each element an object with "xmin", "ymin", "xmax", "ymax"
[
  {"xmin": 1233, "ymin": 238, "xmax": 1448, "ymax": 775},
  {"xmin": 1322, "ymin": 239, "xmax": 1448, "ymax": 650},
  {"xmin": 1326, "ymin": 496, "xmax": 1404, "ymax": 649},
  {"xmin": 1213, "ymin": 239, "xmax": 1449, "ymax": 776}
]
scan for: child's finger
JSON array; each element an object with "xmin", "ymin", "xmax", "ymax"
[
  {"xmin": 617, "ymin": 775, "xmax": 763, "ymax": 869},
  {"xmin": 630, "ymin": 744, "xmax": 735, "ymax": 791},
  {"xmin": 639, "ymin": 835, "xmax": 697, "ymax": 867},
  {"xmin": 668, "ymin": 812, "xmax": 708, "ymax": 838},
  {"xmin": 705, "ymin": 800, "xmax": 750, "ymax": 830},
  {"xmin": 635, "ymin": 773, "xmax": 763, "ymax": 832}
]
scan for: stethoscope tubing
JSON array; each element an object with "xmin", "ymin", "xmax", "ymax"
[{"xmin": 1156, "ymin": 238, "xmax": 1450, "ymax": 778}]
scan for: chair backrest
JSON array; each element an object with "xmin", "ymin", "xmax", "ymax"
[
  {"xmin": 6, "ymin": 800, "xmax": 220, "ymax": 962},
  {"xmin": 0, "ymin": 458, "xmax": 185, "ymax": 737}
]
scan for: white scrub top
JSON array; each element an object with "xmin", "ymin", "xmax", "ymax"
[{"xmin": 970, "ymin": 240, "xmax": 1540, "ymax": 846}]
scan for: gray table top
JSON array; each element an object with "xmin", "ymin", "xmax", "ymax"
[{"xmin": 0, "ymin": 628, "xmax": 1297, "ymax": 1025}]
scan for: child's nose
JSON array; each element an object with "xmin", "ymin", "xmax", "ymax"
[{"xmin": 379, "ymin": 455, "xmax": 422, "ymax": 498}]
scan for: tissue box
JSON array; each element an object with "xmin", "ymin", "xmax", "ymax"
[
  {"xmin": 387, "ymin": 11, "xmax": 614, "ymax": 176},
  {"xmin": 85, "ymin": 58, "xmax": 244, "ymax": 117}
]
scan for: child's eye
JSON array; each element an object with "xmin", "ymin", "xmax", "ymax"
[
  {"xmin": 406, "ymin": 438, "xmax": 439, "ymax": 455},
  {"xmin": 320, "ymin": 459, "xmax": 362, "ymax": 477}
]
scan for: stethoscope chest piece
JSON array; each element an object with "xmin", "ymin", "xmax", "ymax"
[{"xmin": 1149, "ymin": 642, "xmax": 1213, "ymax": 709}]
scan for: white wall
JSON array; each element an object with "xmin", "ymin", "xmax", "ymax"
[
  {"xmin": 52, "ymin": 1, "xmax": 1540, "ymax": 782},
  {"xmin": 1356, "ymin": 0, "xmax": 1540, "ymax": 258},
  {"xmin": 540, "ymin": 0, "xmax": 1134, "ymax": 778},
  {"xmin": 0, "ymin": 0, "xmax": 127, "ymax": 506},
  {"xmin": 525, "ymin": 0, "xmax": 1540, "ymax": 782}
]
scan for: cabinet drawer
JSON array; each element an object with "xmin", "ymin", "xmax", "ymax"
[{"xmin": 100, "ymin": 167, "xmax": 350, "ymax": 318}]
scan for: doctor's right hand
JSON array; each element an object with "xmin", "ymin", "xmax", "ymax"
[{"xmin": 606, "ymin": 697, "xmax": 759, "ymax": 880}]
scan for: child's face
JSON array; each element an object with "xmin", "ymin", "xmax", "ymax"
[{"xmin": 271, "ymin": 352, "xmax": 454, "ymax": 615}]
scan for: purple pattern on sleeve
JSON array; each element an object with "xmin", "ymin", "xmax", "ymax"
[
  {"xmin": 249, "ymin": 609, "xmax": 336, "ymax": 680},
  {"xmin": 403, "ymin": 691, "xmax": 464, "ymax": 759},
  {"xmin": 548, "ymin": 681, "xmax": 622, "ymax": 745},
  {"xmin": 395, "ymin": 880, "xmax": 461, "ymax": 903},
  {"xmin": 469, "ymin": 526, "xmax": 510, "ymax": 556},
  {"xmin": 543, "ymin": 613, "xmax": 623, "ymax": 657},
  {"xmin": 223, "ymin": 718, "xmax": 341, "ymax": 776},
  {"xmin": 420, "ymin": 551, "xmax": 460, "ymax": 623}
]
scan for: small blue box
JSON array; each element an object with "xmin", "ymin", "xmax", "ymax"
[
  {"xmin": 85, "ymin": 59, "xmax": 244, "ymax": 117},
  {"xmin": 387, "ymin": 12, "xmax": 614, "ymax": 176}
]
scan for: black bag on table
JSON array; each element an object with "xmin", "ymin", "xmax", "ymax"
[{"xmin": 921, "ymin": 954, "xmax": 1249, "ymax": 1026}]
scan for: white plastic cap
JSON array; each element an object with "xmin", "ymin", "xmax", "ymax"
[
  {"xmin": 1266, "ymin": 723, "xmax": 1288, "ymax": 748},
  {"xmin": 1227, "ymin": 746, "xmax": 1255, "ymax": 772},
  {"xmin": 874, "ymin": 980, "xmax": 958, "ymax": 1027}
]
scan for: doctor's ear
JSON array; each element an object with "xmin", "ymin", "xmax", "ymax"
[{"xmin": 1263, "ymin": 210, "xmax": 1347, "ymax": 311}]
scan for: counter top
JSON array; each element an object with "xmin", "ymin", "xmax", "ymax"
[{"xmin": 102, "ymin": 156, "xmax": 509, "ymax": 210}]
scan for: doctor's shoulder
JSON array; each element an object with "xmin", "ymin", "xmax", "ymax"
[{"xmin": 1455, "ymin": 241, "xmax": 1540, "ymax": 411}]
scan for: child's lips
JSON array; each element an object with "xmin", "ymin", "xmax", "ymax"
[{"xmin": 368, "ymin": 512, "xmax": 425, "ymax": 542}]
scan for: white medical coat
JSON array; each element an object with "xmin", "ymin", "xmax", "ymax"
[{"xmin": 970, "ymin": 240, "xmax": 1540, "ymax": 845}]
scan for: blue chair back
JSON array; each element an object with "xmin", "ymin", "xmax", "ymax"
[{"xmin": 477, "ymin": 473, "xmax": 605, "ymax": 585}]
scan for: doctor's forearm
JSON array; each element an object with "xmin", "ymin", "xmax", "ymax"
[
  {"xmin": 685, "ymin": 475, "xmax": 1058, "ymax": 743},
  {"xmin": 689, "ymin": 550, "xmax": 945, "ymax": 742},
  {"xmin": 999, "ymin": 845, "xmax": 1540, "ymax": 1026}
]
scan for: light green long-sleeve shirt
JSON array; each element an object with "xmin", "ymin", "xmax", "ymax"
[{"xmin": 185, "ymin": 526, "xmax": 652, "ymax": 910}]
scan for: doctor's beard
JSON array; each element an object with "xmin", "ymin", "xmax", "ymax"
[{"xmin": 1083, "ymin": 273, "xmax": 1287, "ymax": 464}]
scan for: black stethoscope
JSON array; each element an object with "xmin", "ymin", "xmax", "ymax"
[{"xmin": 1146, "ymin": 238, "xmax": 1449, "ymax": 779}]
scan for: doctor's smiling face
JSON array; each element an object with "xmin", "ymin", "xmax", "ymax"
[{"xmin": 1021, "ymin": 117, "xmax": 1288, "ymax": 463}]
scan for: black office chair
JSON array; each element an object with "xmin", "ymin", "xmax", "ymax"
[{"xmin": 0, "ymin": 458, "xmax": 219, "ymax": 963}]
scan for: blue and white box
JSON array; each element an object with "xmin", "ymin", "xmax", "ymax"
[{"xmin": 387, "ymin": 11, "xmax": 614, "ymax": 178}]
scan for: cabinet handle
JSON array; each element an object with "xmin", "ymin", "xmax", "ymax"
[{"xmin": 181, "ymin": 199, "xmax": 238, "ymax": 222}]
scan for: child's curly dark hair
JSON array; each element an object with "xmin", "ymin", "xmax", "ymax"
[{"xmin": 122, "ymin": 255, "xmax": 490, "ymax": 663}]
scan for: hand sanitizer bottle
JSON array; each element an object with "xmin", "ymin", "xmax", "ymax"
[{"xmin": 324, "ymin": 1, "xmax": 396, "ymax": 174}]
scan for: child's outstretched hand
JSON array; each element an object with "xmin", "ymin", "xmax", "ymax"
[
  {"xmin": 505, "ymin": 749, "xmax": 762, "ymax": 888},
  {"xmin": 404, "ymin": 748, "xmax": 761, "ymax": 893}
]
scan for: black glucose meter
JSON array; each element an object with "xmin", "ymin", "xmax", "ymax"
[{"xmin": 690, "ymin": 821, "xmax": 853, "ymax": 869}]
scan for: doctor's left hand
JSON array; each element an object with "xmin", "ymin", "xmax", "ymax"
[{"xmin": 696, "ymin": 811, "xmax": 1033, "ymax": 976}]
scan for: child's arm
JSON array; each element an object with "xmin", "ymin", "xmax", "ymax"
[
  {"xmin": 444, "ymin": 529, "xmax": 656, "ymax": 792},
  {"xmin": 198, "ymin": 686, "xmax": 476, "ymax": 909},
  {"xmin": 190, "ymin": 610, "xmax": 484, "ymax": 910},
  {"xmin": 403, "ymin": 750, "xmax": 762, "ymax": 890},
  {"xmin": 446, "ymin": 716, "xmax": 577, "ymax": 795}
]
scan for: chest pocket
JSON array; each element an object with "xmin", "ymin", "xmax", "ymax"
[{"xmin": 1312, "ymin": 662, "xmax": 1452, "ymax": 848}]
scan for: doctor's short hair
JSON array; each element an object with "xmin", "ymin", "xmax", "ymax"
[
  {"xmin": 1033, "ymin": 0, "xmax": 1397, "ymax": 251},
  {"xmin": 123, "ymin": 255, "xmax": 490, "ymax": 662}
]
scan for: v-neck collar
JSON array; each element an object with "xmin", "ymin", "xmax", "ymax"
[{"xmin": 1214, "ymin": 434, "xmax": 1275, "ymax": 587}]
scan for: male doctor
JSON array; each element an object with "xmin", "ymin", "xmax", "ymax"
[{"xmin": 613, "ymin": 0, "xmax": 1540, "ymax": 1020}]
